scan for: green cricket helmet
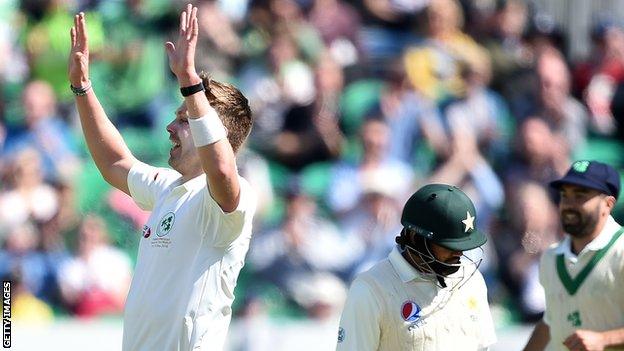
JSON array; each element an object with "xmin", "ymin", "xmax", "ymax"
[{"xmin": 401, "ymin": 184, "xmax": 487, "ymax": 251}]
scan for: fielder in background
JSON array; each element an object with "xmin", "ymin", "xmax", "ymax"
[
  {"xmin": 336, "ymin": 184, "xmax": 496, "ymax": 350},
  {"xmin": 68, "ymin": 4, "xmax": 255, "ymax": 350},
  {"xmin": 524, "ymin": 160, "xmax": 624, "ymax": 351}
]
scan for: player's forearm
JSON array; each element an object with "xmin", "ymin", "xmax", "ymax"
[
  {"xmin": 602, "ymin": 327, "xmax": 624, "ymax": 347},
  {"xmin": 523, "ymin": 319, "xmax": 549, "ymax": 351},
  {"xmin": 179, "ymin": 73, "xmax": 240, "ymax": 212},
  {"xmin": 75, "ymin": 89, "xmax": 135, "ymax": 190}
]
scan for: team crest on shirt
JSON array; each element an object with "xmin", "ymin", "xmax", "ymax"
[
  {"xmin": 401, "ymin": 300, "xmax": 421, "ymax": 322},
  {"xmin": 157, "ymin": 212, "xmax": 176, "ymax": 237},
  {"xmin": 142, "ymin": 225, "xmax": 151, "ymax": 238}
]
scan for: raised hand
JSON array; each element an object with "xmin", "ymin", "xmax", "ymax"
[
  {"xmin": 165, "ymin": 4, "xmax": 200, "ymax": 84},
  {"xmin": 68, "ymin": 12, "xmax": 90, "ymax": 88}
]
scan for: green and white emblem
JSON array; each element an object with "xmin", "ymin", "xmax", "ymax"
[
  {"xmin": 157, "ymin": 212, "xmax": 175, "ymax": 237},
  {"xmin": 567, "ymin": 310, "xmax": 582, "ymax": 327},
  {"xmin": 572, "ymin": 160, "xmax": 590, "ymax": 173}
]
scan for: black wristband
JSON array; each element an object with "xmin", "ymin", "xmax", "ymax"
[{"xmin": 180, "ymin": 82, "xmax": 205, "ymax": 97}]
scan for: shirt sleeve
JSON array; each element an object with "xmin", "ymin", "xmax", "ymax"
[
  {"xmin": 476, "ymin": 275, "xmax": 497, "ymax": 349},
  {"xmin": 336, "ymin": 278, "xmax": 381, "ymax": 351},
  {"xmin": 538, "ymin": 249, "xmax": 552, "ymax": 327},
  {"xmin": 127, "ymin": 161, "xmax": 177, "ymax": 211},
  {"xmin": 204, "ymin": 176, "xmax": 257, "ymax": 246}
]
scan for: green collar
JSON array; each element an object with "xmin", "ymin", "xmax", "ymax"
[{"xmin": 556, "ymin": 227, "xmax": 624, "ymax": 296}]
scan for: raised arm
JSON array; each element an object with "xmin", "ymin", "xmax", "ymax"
[
  {"xmin": 68, "ymin": 13, "xmax": 136, "ymax": 195},
  {"xmin": 165, "ymin": 4, "xmax": 240, "ymax": 212}
]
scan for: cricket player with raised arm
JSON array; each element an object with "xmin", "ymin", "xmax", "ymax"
[
  {"xmin": 68, "ymin": 4, "xmax": 256, "ymax": 350},
  {"xmin": 336, "ymin": 184, "xmax": 496, "ymax": 350},
  {"xmin": 524, "ymin": 160, "xmax": 624, "ymax": 351}
]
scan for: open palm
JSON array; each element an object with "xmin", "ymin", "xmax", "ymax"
[
  {"xmin": 68, "ymin": 12, "xmax": 90, "ymax": 87},
  {"xmin": 165, "ymin": 4, "xmax": 199, "ymax": 78}
]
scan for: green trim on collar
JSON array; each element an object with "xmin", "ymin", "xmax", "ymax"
[{"xmin": 556, "ymin": 227, "xmax": 624, "ymax": 296}]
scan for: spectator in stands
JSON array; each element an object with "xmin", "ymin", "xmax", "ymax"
[
  {"xmin": 482, "ymin": 0, "xmax": 532, "ymax": 96},
  {"xmin": 236, "ymin": 149, "xmax": 276, "ymax": 228},
  {"xmin": 428, "ymin": 124, "xmax": 505, "ymax": 283},
  {"xmin": 248, "ymin": 181, "xmax": 358, "ymax": 314},
  {"xmin": 0, "ymin": 148, "xmax": 59, "ymax": 232},
  {"xmin": 326, "ymin": 118, "xmax": 414, "ymax": 217},
  {"xmin": 97, "ymin": 0, "xmax": 175, "ymax": 127},
  {"xmin": 58, "ymin": 215, "xmax": 132, "ymax": 317},
  {"xmin": 4, "ymin": 266, "xmax": 53, "ymax": 323},
  {"xmin": 494, "ymin": 181, "xmax": 560, "ymax": 322},
  {"xmin": 375, "ymin": 64, "xmax": 447, "ymax": 165},
  {"xmin": 21, "ymin": 0, "xmax": 105, "ymax": 102},
  {"xmin": 243, "ymin": 29, "xmax": 315, "ymax": 156},
  {"xmin": 404, "ymin": 0, "xmax": 490, "ymax": 102},
  {"xmin": 265, "ymin": 52, "xmax": 344, "ymax": 171},
  {"xmin": 504, "ymin": 117, "xmax": 570, "ymax": 195},
  {"xmin": 534, "ymin": 49, "xmax": 589, "ymax": 154},
  {"xmin": 443, "ymin": 54, "xmax": 513, "ymax": 164},
  {"xmin": 339, "ymin": 170, "xmax": 404, "ymax": 277},
  {"xmin": 0, "ymin": 222, "xmax": 60, "ymax": 305},
  {"xmin": 195, "ymin": 1, "xmax": 243, "ymax": 80},
  {"xmin": 309, "ymin": 0, "xmax": 361, "ymax": 67},
  {"xmin": 3, "ymin": 80, "xmax": 79, "ymax": 182},
  {"xmin": 356, "ymin": 0, "xmax": 422, "ymax": 73},
  {"xmin": 581, "ymin": 21, "xmax": 624, "ymax": 134},
  {"xmin": 0, "ymin": 2, "xmax": 28, "ymax": 85}
]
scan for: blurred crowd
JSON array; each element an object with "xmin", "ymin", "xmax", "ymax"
[{"xmin": 2, "ymin": 0, "xmax": 624, "ymax": 330}]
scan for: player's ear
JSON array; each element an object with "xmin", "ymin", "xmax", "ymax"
[{"xmin": 605, "ymin": 195, "xmax": 616, "ymax": 210}]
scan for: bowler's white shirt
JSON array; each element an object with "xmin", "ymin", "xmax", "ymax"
[
  {"xmin": 540, "ymin": 216, "xmax": 624, "ymax": 351},
  {"xmin": 337, "ymin": 246, "xmax": 496, "ymax": 351},
  {"xmin": 123, "ymin": 162, "xmax": 256, "ymax": 351}
]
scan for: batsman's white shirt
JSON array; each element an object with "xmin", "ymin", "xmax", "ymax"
[
  {"xmin": 337, "ymin": 246, "xmax": 496, "ymax": 351},
  {"xmin": 539, "ymin": 216, "xmax": 624, "ymax": 351},
  {"xmin": 123, "ymin": 162, "xmax": 256, "ymax": 351}
]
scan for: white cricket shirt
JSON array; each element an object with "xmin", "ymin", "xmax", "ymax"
[
  {"xmin": 539, "ymin": 216, "xmax": 624, "ymax": 351},
  {"xmin": 122, "ymin": 162, "xmax": 256, "ymax": 351},
  {"xmin": 337, "ymin": 246, "xmax": 496, "ymax": 351}
]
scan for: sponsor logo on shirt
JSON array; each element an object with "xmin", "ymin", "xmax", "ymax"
[
  {"xmin": 337, "ymin": 327, "xmax": 345, "ymax": 343},
  {"xmin": 401, "ymin": 300, "xmax": 421, "ymax": 322},
  {"xmin": 142, "ymin": 225, "xmax": 151, "ymax": 238},
  {"xmin": 467, "ymin": 296, "xmax": 479, "ymax": 321}
]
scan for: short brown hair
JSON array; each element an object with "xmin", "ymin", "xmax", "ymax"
[{"xmin": 200, "ymin": 72, "xmax": 253, "ymax": 153}]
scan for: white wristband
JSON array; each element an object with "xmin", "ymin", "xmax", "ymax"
[{"xmin": 188, "ymin": 107, "xmax": 227, "ymax": 147}]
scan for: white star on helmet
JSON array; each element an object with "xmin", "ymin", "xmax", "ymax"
[{"xmin": 462, "ymin": 211, "xmax": 475, "ymax": 232}]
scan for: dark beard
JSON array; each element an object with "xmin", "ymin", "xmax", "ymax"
[
  {"xmin": 399, "ymin": 232, "xmax": 461, "ymax": 277},
  {"xmin": 428, "ymin": 259, "xmax": 461, "ymax": 276},
  {"xmin": 560, "ymin": 208, "xmax": 599, "ymax": 238}
]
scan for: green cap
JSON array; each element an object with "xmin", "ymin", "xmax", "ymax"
[{"xmin": 401, "ymin": 184, "xmax": 487, "ymax": 251}]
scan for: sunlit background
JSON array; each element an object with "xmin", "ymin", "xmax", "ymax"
[{"xmin": 2, "ymin": 0, "xmax": 624, "ymax": 350}]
